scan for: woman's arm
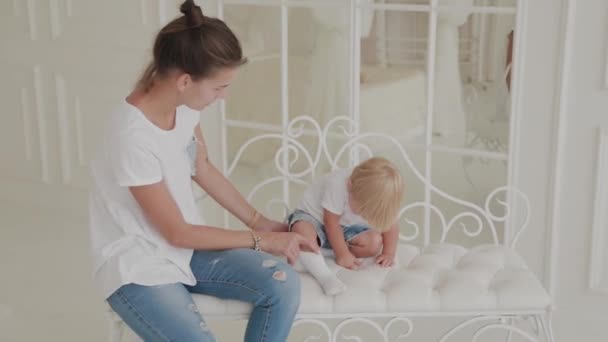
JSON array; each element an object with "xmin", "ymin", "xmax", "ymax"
[
  {"xmin": 129, "ymin": 181, "xmax": 317, "ymax": 263},
  {"xmin": 191, "ymin": 126, "xmax": 286, "ymax": 232},
  {"xmin": 130, "ymin": 181, "xmax": 255, "ymax": 249}
]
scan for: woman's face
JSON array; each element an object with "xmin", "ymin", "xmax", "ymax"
[{"xmin": 182, "ymin": 67, "xmax": 238, "ymax": 111}]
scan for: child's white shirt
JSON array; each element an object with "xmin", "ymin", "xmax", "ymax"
[{"xmin": 297, "ymin": 168, "xmax": 369, "ymax": 227}]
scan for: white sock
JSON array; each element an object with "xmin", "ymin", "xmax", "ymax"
[{"xmin": 299, "ymin": 252, "xmax": 346, "ymax": 295}]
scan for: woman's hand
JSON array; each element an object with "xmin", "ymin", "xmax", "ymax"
[
  {"xmin": 253, "ymin": 216, "xmax": 289, "ymax": 233},
  {"xmin": 259, "ymin": 232, "xmax": 320, "ymax": 265}
]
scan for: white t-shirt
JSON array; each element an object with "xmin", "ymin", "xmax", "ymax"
[
  {"xmin": 297, "ymin": 168, "xmax": 369, "ymax": 227},
  {"xmin": 88, "ymin": 100, "xmax": 204, "ymax": 299}
]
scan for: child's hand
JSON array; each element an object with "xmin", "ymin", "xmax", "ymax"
[
  {"xmin": 336, "ymin": 252, "xmax": 362, "ymax": 270},
  {"xmin": 375, "ymin": 253, "xmax": 395, "ymax": 267}
]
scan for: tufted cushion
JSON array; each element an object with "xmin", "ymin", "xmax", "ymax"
[{"xmin": 192, "ymin": 243, "xmax": 551, "ymax": 316}]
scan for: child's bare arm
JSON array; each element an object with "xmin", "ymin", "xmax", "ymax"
[
  {"xmin": 382, "ymin": 223, "xmax": 399, "ymax": 256},
  {"xmin": 323, "ymin": 209, "xmax": 349, "ymax": 256},
  {"xmin": 324, "ymin": 209, "xmax": 361, "ymax": 269},
  {"xmin": 377, "ymin": 223, "xmax": 399, "ymax": 267}
]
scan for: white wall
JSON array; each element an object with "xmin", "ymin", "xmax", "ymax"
[
  {"xmin": 511, "ymin": 0, "xmax": 565, "ymax": 287},
  {"xmin": 550, "ymin": 0, "xmax": 608, "ymax": 339}
]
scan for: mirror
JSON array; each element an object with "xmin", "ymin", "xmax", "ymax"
[{"xmin": 220, "ymin": 1, "xmax": 518, "ymax": 241}]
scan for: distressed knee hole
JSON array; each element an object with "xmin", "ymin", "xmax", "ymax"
[
  {"xmin": 262, "ymin": 259, "xmax": 278, "ymax": 268},
  {"xmin": 188, "ymin": 303, "xmax": 198, "ymax": 313},
  {"xmin": 272, "ymin": 270, "xmax": 287, "ymax": 282}
]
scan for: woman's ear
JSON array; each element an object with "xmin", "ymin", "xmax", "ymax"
[{"xmin": 176, "ymin": 73, "xmax": 192, "ymax": 93}]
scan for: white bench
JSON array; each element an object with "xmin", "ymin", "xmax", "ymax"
[
  {"xmin": 108, "ymin": 116, "xmax": 554, "ymax": 341},
  {"xmin": 108, "ymin": 243, "xmax": 552, "ymax": 341}
]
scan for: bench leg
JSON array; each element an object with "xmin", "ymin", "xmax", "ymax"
[
  {"xmin": 107, "ymin": 308, "xmax": 145, "ymax": 342},
  {"xmin": 538, "ymin": 311, "xmax": 556, "ymax": 342},
  {"xmin": 503, "ymin": 317, "xmax": 513, "ymax": 342},
  {"xmin": 107, "ymin": 308, "xmax": 124, "ymax": 342}
]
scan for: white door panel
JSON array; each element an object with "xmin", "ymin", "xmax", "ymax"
[{"xmin": 551, "ymin": 0, "xmax": 608, "ymax": 339}]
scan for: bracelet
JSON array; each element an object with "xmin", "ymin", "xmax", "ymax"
[
  {"xmin": 250, "ymin": 231, "xmax": 262, "ymax": 251},
  {"xmin": 247, "ymin": 210, "xmax": 261, "ymax": 229}
]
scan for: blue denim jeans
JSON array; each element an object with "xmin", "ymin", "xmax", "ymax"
[{"xmin": 107, "ymin": 249, "xmax": 300, "ymax": 342}]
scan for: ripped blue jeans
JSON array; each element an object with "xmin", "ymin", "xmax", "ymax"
[{"xmin": 107, "ymin": 249, "xmax": 300, "ymax": 342}]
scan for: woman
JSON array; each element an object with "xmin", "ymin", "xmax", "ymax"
[{"xmin": 88, "ymin": 1, "xmax": 318, "ymax": 341}]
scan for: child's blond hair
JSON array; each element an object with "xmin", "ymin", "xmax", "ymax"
[{"xmin": 349, "ymin": 157, "xmax": 404, "ymax": 232}]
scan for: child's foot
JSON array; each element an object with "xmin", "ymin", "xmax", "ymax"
[{"xmin": 320, "ymin": 275, "xmax": 346, "ymax": 296}]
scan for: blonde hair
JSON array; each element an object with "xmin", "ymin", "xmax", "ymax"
[{"xmin": 349, "ymin": 157, "xmax": 404, "ymax": 232}]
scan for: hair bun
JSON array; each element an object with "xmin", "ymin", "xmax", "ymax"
[{"xmin": 180, "ymin": 0, "xmax": 205, "ymax": 28}]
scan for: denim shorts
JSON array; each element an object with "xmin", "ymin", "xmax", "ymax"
[{"xmin": 287, "ymin": 209, "xmax": 370, "ymax": 249}]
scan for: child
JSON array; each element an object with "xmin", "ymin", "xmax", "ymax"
[{"xmin": 287, "ymin": 157, "xmax": 404, "ymax": 295}]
